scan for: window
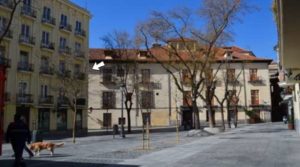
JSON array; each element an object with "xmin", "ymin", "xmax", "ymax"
[
  {"xmin": 103, "ymin": 113, "xmax": 112, "ymax": 128},
  {"xmin": 74, "ymin": 64, "xmax": 80, "ymax": 74},
  {"xmin": 228, "ymin": 90, "xmax": 237, "ymax": 105},
  {"xmin": 251, "ymin": 90, "xmax": 259, "ymax": 105},
  {"xmin": 18, "ymin": 81, "xmax": 28, "ymax": 95},
  {"xmin": 141, "ymin": 91, "xmax": 154, "ymax": 108},
  {"xmin": 76, "ymin": 110, "xmax": 82, "ymax": 130},
  {"xmin": 38, "ymin": 108, "xmax": 50, "ymax": 131},
  {"xmin": 59, "ymin": 61, "xmax": 65, "ymax": 73},
  {"xmin": 182, "ymin": 69, "xmax": 191, "ymax": 84},
  {"xmin": 23, "ymin": 0, "xmax": 31, "ymax": 6},
  {"xmin": 40, "ymin": 85, "xmax": 48, "ymax": 97},
  {"xmin": 249, "ymin": 69, "xmax": 258, "ymax": 81},
  {"xmin": 117, "ymin": 67, "xmax": 124, "ymax": 77},
  {"xmin": 20, "ymin": 51, "xmax": 29, "ymax": 64},
  {"xmin": 142, "ymin": 112, "xmax": 151, "ymax": 125},
  {"xmin": 21, "ymin": 24, "xmax": 30, "ymax": 37},
  {"xmin": 183, "ymin": 91, "xmax": 192, "ymax": 106},
  {"xmin": 75, "ymin": 42, "xmax": 81, "ymax": 51},
  {"xmin": 227, "ymin": 69, "xmax": 235, "ymax": 81},
  {"xmin": 42, "ymin": 7, "xmax": 51, "ymax": 20},
  {"xmin": 0, "ymin": 46, "xmax": 5, "ymax": 58},
  {"xmin": 102, "ymin": 68, "xmax": 113, "ymax": 83},
  {"xmin": 57, "ymin": 108, "xmax": 67, "ymax": 130},
  {"xmin": 59, "ymin": 37, "xmax": 66, "ymax": 48},
  {"xmin": 60, "ymin": 14, "xmax": 67, "ymax": 26},
  {"xmin": 0, "ymin": 17, "xmax": 7, "ymax": 30},
  {"xmin": 141, "ymin": 69, "xmax": 150, "ymax": 83},
  {"xmin": 102, "ymin": 91, "xmax": 116, "ymax": 109},
  {"xmin": 42, "ymin": 31, "xmax": 49, "ymax": 44},
  {"xmin": 75, "ymin": 21, "xmax": 82, "ymax": 31},
  {"xmin": 41, "ymin": 57, "xmax": 49, "ymax": 68}
]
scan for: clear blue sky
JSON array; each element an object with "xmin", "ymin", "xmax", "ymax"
[{"xmin": 71, "ymin": 0, "xmax": 277, "ymax": 61}]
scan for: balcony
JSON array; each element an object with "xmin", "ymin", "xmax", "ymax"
[
  {"xmin": 16, "ymin": 94, "xmax": 33, "ymax": 104},
  {"xmin": 73, "ymin": 72, "xmax": 85, "ymax": 80},
  {"xmin": 74, "ymin": 29, "xmax": 86, "ymax": 38},
  {"xmin": 248, "ymin": 76, "xmax": 265, "ymax": 85},
  {"xmin": 76, "ymin": 98, "xmax": 86, "ymax": 106},
  {"xmin": 58, "ymin": 70, "xmax": 71, "ymax": 78},
  {"xmin": 41, "ymin": 17, "xmax": 56, "ymax": 27},
  {"xmin": 0, "ymin": 57, "xmax": 11, "ymax": 67},
  {"xmin": 40, "ymin": 66, "xmax": 54, "ymax": 76},
  {"xmin": 0, "ymin": 28, "xmax": 13, "ymax": 40},
  {"xmin": 59, "ymin": 23, "xmax": 72, "ymax": 33},
  {"xmin": 74, "ymin": 50, "xmax": 85, "ymax": 59},
  {"xmin": 41, "ymin": 42, "xmax": 55, "ymax": 52},
  {"xmin": 139, "ymin": 81, "xmax": 162, "ymax": 89},
  {"xmin": 59, "ymin": 46, "xmax": 71, "ymax": 55},
  {"xmin": 39, "ymin": 95, "xmax": 54, "ymax": 105},
  {"xmin": 19, "ymin": 35, "xmax": 35, "ymax": 46},
  {"xmin": 227, "ymin": 78, "xmax": 240, "ymax": 85},
  {"xmin": 17, "ymin": 62, "xmax": 34, "ymax": 72},
  {"xmin": 21, "ymin": 5, "xmax": 37, "ymax": 19},
  {"xmin": 57, "ymin": 96, "xmax": 69, "ymax": 107},
  {"xmin": 0, "ymin": 0, "xmax": 13, "ymax": 11}
]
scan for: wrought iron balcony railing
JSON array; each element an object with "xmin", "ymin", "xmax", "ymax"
[
  {"xmin": 16, "ymin": 93, "xmax": 33, "ymax": 104},
  {"xmin": 21, "ymin": 5, "xmax": 37, "ymax": 19}
]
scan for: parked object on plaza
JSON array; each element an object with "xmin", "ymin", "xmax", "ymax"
[
  {"xmin": 29, "ymin": 142, "xmax": 64, "ymax": 156},
  {"xmin": 283, "ymin": 116, "xmax": 287, "ymax": 124},
  {"xmin": 245, "ymin": 109, "xmax": 261, "ymax": 124}
]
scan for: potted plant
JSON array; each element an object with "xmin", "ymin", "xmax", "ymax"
[{"xmin": 288, "ymin": 115, "xmax": 294, "ymax": 130}]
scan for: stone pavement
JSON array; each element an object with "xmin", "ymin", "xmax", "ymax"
[{"xmin": 1, "ymin": 123, "xmax": 300, "ymax": 167}]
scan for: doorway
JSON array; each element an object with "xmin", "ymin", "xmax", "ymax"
[{"xmin": 181, "ymin": 107, "xmax": 193, "ymax": 130}]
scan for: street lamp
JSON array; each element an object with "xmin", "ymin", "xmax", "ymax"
[{"xmin": 120, "ymin": 83, "xmax": 126, "ymax": 138}]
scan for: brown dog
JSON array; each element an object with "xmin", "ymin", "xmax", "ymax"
[{"xmin": 29, "ymin": 142, "xmax": 64, "ymax": 156}]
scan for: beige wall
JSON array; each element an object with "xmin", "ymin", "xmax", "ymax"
[{"xmin": 88, "ymin": 61, "xmax": 272, "ymax": 129}]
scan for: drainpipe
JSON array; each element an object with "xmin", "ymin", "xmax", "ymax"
[
  {"xmin": 168, "ymin": 73, "xmax": 172, "ymax": 125},
  {"xmin": 242, "ymin": 62, "xmax": 248, "ymax": 120}
]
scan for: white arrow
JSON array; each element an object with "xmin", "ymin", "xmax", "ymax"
[{"xmin": 92, "ymin": 61, "xmax": 105, "ymax": 70}]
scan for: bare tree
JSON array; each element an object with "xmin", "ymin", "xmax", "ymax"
[
  {"xmin": 0, "ymin": 0, "xmax": 22, "ymax": 43},
  {"xmin": 102, "ymin": 31, "xmax": 138, "ymax": 133},
  {"xmin": 137, "ymin": 0, "xmax": 250, "ymax": 128}
]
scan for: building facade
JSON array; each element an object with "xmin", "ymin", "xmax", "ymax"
[
  {"xmin": 88, "ymin": 44, "xmax": 272, "ymax": 130},
  {"xmin": 0, "ymin": 0, "xmax": 90, "ymax": 134},
  {"xmin": 276, "ymin": 0, "xmax": 300, "ymax": 132}
]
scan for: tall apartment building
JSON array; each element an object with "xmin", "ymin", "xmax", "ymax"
[
  {"xmin": 0, "ymin": 0, "xmax": 90, "ymax": 133},
  {"xmin": 88, "ymin": 42, "xmax": 272, "ymax": 130}
]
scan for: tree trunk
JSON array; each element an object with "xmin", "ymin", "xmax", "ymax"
[
  {"xmin": 207, "ymin": 105, "xmax": 214, "ymax": 128},
  {"xmin": 192, "ymin": 100, "xmax": 200, "ymax": 129},
  {"xmin": 234, "ymin": 106, "xmax": 238, "ymax": 128},
  {"xmin": 220, "ymin": 105, "xmax": 225, "ymax": 130},
  {"xmin": 127, "ymin": 109, "xmax": 131, "ymax": 133},
  {"xmin": 72, "ymin": 101, "xmax": 77, "ymax": 143},
  {"xmin": 227, "ymin": 104, "xmax": 231, "ymax": 128}
]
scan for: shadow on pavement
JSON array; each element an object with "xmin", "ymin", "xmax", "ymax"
[{"xmin": 0, "ymin": 159, "xmax": 139, "ymax": 167}]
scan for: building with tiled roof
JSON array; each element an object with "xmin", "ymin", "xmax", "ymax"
[{"xmin": 88, "ymin": 41, "xmax": 272, "ymax": 130}]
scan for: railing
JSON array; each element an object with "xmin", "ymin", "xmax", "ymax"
[
  {"xmin": 16, "ymin": 93, "xmax": 33, "ymax": 104},
  {"xmin": 17, "ymin": 62, "xmax": 34, "ymax": 72},
  {"xmin": 74, "ymin": 29, "xmax": 86, "ymax": 37},
  {"xmin": 0, "ymin": 28, "xmax": 13, "ymax": 39},
  {"xmin": 0, "ymin": 0, "xmax": 13, "ymax": 10},
  {"xmin": 21, "ymin": 5, "xmax": 37, "ymax": 18},
  {"xmin": 58, "ymin": 70, "xmax": 71, "ymax": 78},
  {"xmin": 59, "ymin": 23, "xmax": 72, "ymax": 32},
  {"xmin": 57, "ymin": 96, "xmax": 69, "ymax": 106},
  {"xmin": 59, "ymin": 46, "xmax": 71, "ymax": 55},
  {"xmin": 39, "ymin": 95, "xmax": 54, "ymax": 104},
  {"xmin": 40, "ymin": 66, "xmax": 54, "ymax": 75},
  {"xmin": 139, "ymin": 81, "xmax": 162, "ymax": 89},
  {"xmin": 74, "ymin": 50, "xmax": 85, "ymax": 58},
  {"xmin": 41, "ymin": 42, "xmax": 55, "ymax": 50},
  {"xmin": 0, "ymin": 57, "xmax": 11, "ymax": 67},
  {"xmin": 19, "ymin": 35, "xmax": 35, "ymax": 45},
  {"xmin": 41, "ymin": 16, "xmax": 56, "ymax": 26},
  {"xmin": 248, "ymin": 76, "xmax": 265, "ymax": 84},
  {"xmin": 74, "ymin": 72, "xmax": 85, "ymax": 80}
]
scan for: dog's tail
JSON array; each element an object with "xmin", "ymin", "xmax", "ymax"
[{"xmin": 55, "ymin": 142, "xmax": 64, "ymax": 148}]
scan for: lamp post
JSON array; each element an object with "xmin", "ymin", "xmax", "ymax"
[{"xmin": 120, "ymin": 84, "xmax": 126, "ymax": 138}]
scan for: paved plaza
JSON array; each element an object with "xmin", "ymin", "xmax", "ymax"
[{"xmin": 1, "ymin": 123, "xmax": 300, "ymax": 167}]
